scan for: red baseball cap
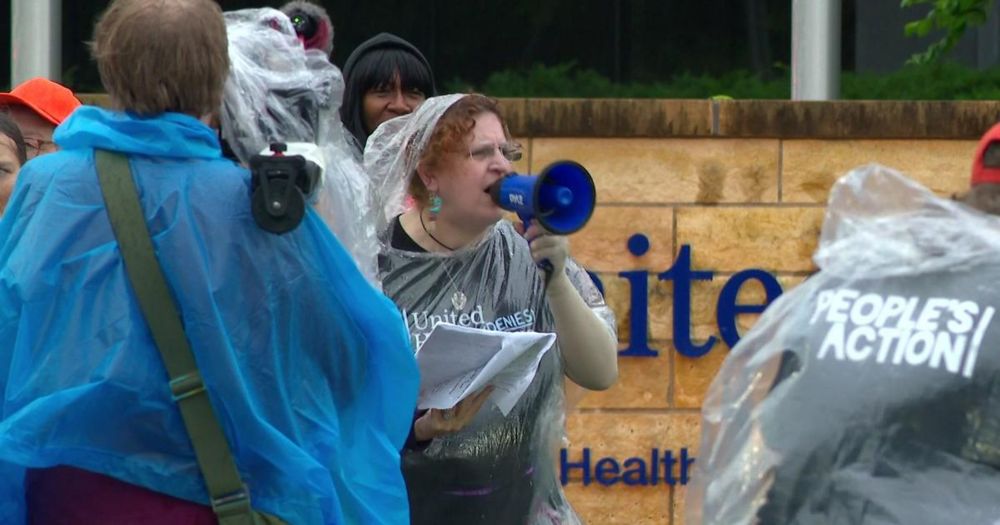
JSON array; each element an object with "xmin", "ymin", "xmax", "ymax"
[{"xmin": 0, "ymin": 77, "xmax": 82, "ymax": 126}]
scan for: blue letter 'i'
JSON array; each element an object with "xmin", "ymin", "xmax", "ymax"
[{"xmin": 619, "ymin": 233, "xmax": 658, "ymax": 357}]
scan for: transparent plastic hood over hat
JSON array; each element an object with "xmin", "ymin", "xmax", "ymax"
[
  {"xmin": 688, "ymin": 164, "xmax": 1000, "ymax": 525},
  {"xmin": 221, "ymin": 8, "xmax": 381, "ymax": 285}
]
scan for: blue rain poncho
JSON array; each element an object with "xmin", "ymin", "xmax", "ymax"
[{"xmin": 0, "ymin": 106, "xmax": 419, "ymax": 524}]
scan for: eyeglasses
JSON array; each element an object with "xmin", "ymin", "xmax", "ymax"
[
  {"xmin": 469, "ymin": 142, "xmax": 522, "ymax": 163},
  {"xmin": 23, "ymin": 137, "xmax": 55, "ymax": 159}
]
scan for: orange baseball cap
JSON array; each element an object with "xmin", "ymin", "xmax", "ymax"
[{"xmin": 0, "ymin": 77, "xmax": 82, "ymax": 126}]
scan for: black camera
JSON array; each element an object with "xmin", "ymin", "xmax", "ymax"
[
  {"xmin": 249, "ymin": 143, "xmax": 321, "ymax": 234},
  {"xmin": 287, "ymin": 8, "xmax": 319, "ymax": 41}
]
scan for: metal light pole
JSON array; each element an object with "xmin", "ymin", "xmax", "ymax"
[
  {"xmin": 791, "ymin": 0, "xmax": 841, "ymax": 100},
  {"xmin": 11, "ymin": 0, "xmax": 62, "ymax": 86}
]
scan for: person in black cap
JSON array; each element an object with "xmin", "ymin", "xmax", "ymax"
[{"xmin": 340, "ymin": 33, "xmax": 436, "ymax": 156}]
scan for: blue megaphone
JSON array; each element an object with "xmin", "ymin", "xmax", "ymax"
[{"xmin": 488, "ymin": 160, "xmax": 596, "ymax": 235}]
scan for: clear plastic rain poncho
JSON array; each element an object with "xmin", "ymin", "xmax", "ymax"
[
  {"xmin": 366, "ymin": 95, "xmax": 618, "ymax": 524},
  {"xmin": 220, "ymin": 8, "xmax": 380, "ymax": 284},
  {"xmin": 687, "ymin": 164, "xmax": 1000, "ymax": 525}
]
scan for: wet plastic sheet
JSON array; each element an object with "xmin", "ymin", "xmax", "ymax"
[
  {"xmin": 364, "ymin": 94, "xmax": 465, "ymax": 234},
  {"xmin": 370, "ymin": 94, "xmax": 616, "ymax": 524},
  {"xmin": 382, "ymin": 222, "xmax": 613, "ymax": 524},
  {"xmin": 687, "ymin": 165, "xmax": 1000, "ymax": 525},
  {"xmin": 220, "ymin": 8, "xmax": 380, "ymax": 284},
  {"xmin": 0, "ymin": 105, "xmax": 418, "ymax": 523}
]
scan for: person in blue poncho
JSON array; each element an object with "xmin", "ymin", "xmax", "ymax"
[{"xmin": 0, "ymin": 0, "xmax": 418, "ymax": 523}]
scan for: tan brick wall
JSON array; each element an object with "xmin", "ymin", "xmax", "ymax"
[{"xmin": 548, "ymin": 136, "xmax": 980, "ymax": 525}]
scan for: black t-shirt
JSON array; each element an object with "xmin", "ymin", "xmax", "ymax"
[
  {"xmin": 391, "ymin": 215, "xmax": 426, "ymax": 253},
  {"xmin": 755, "ymin": 268, "xmax": 1000, "ymax": 524}
]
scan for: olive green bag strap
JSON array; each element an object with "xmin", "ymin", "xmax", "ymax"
[{"xmin": 94, "ymin": 150, "xmax": 284, "ymax": 525}]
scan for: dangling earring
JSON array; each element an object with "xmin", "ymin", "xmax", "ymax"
[{"xmin": 429, "ymin": 193, "xmax": 443, "ymax": 218}]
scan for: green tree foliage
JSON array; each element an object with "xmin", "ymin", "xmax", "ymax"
[
  {"xmin": 447, "ymin": 62, "xmax": 793, "ymax": 99},
  {"xmin": 454, "ymin": 61, "xmax": 1000, "ymax": 100},
  {"xmin": 903, "ymin": 0, "xmax": 994, "ymax": 64}
]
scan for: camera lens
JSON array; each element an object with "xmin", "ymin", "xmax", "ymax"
[{"xmin": 288, "ymin": 10, "xmax": 318, "ymax": 40}]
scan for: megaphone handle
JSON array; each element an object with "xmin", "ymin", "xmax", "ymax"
[{"xmin": 519, "ymin": 213, "xmax": 555, "ymax": 275}]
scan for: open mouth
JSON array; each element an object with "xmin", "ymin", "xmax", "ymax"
[{"xmin": 484, "ymin": 173, "xmax": 511, "ymax": 195}]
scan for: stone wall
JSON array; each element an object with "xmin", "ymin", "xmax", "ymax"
[{"xmin": 496, "ymin": 98, "xmax": 999, "ymax": 524}]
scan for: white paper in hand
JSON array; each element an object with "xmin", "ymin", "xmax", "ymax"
[{"xmin": 415, "ymin": 323, "xmax": 556, "ymax": 416}]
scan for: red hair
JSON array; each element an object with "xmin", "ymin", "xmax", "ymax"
[{"xmin": 409, "ymin": 94, "xmax": 510, "ymax": 207}]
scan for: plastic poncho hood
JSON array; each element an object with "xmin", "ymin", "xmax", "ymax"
[
  {"xmin": 687, "ymin": 164, "xmax": 1000, "ymax": 525},
  {"xmin": 220, "ymin": 8, "xmax": 381, "ymax": 285},
  {"xmin": 0, "ymin": 105, "xmax": 418, "ymax": 524},
  {"xmin": 364, "ymin": 93, "xmax": 463, "ymax": 233}
]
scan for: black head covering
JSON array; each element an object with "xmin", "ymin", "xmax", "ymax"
[{"xmin": 340, "ymin": 33, "xmax": 436, "ymax": 154}]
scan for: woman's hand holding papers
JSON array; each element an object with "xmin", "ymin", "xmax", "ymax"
[{"xmin": 414, "ymin": 386, "xmax": 494, "ymax": 441}]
